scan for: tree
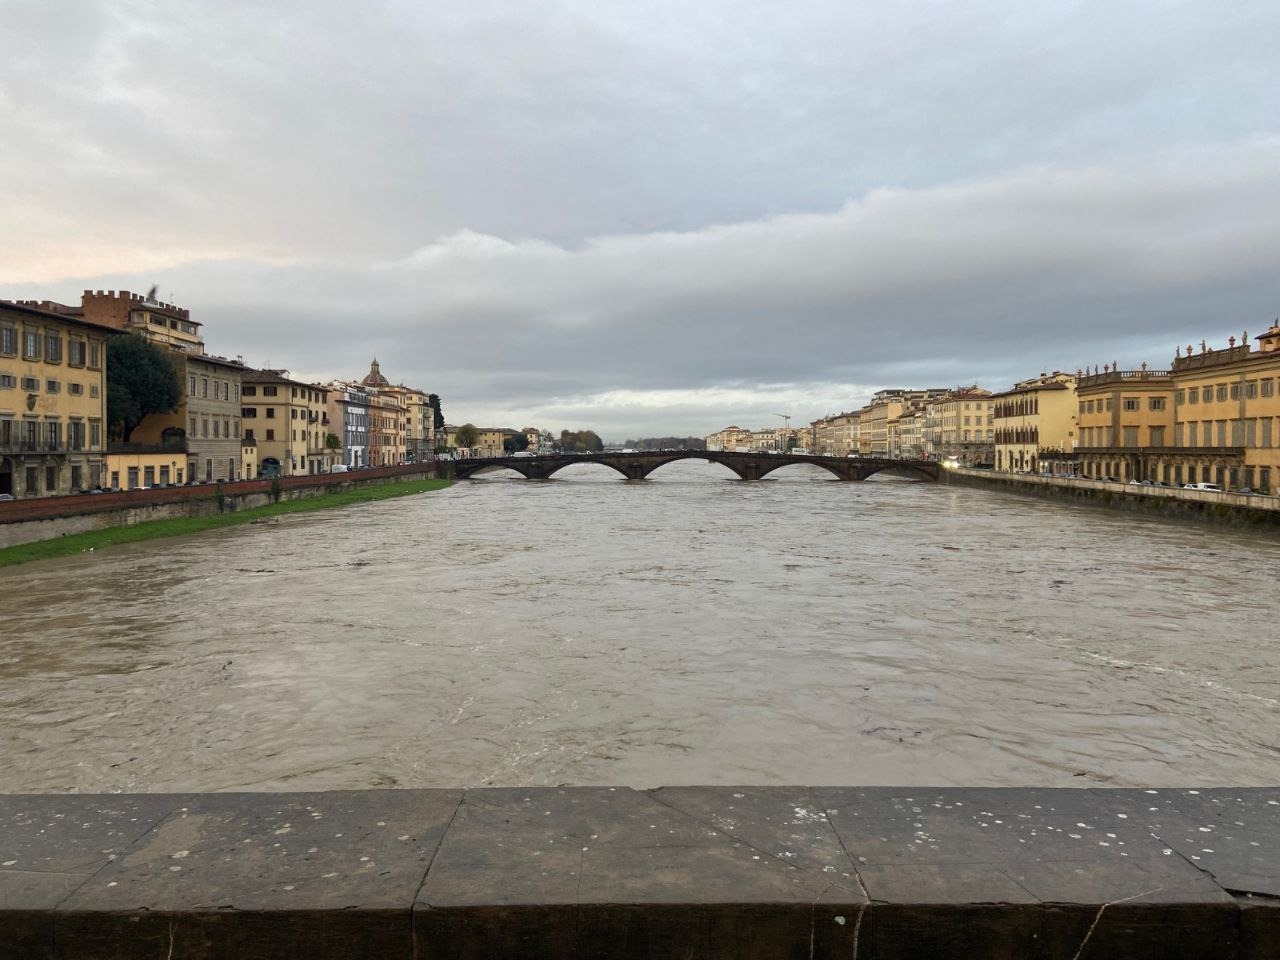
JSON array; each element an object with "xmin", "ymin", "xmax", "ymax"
[
  {"xmin": 106, "ymin": 334, "xmax": 182, "ymax": 442},
  {"xmin": 454, "ymin": 423, "xmax": 479, "ymax": 448},
  {"xmin": 325, "ymin": 433, "xmax": 341, "ymax": 451},
  {"xmin": 503, "ymin": 433, "xmax": 530, "ymax": 453},
  {"xmin": 428, "ymin": 394, "xmax": 445, "ymax": 431}
]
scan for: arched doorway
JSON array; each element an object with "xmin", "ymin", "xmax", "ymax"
[
  {"xmin": 261, "ymin": 457, "xmax": 281, "ymax": 478},
  {"xmin": 0, "ymin": 458, "xmax": 11, "ymax": 496}
]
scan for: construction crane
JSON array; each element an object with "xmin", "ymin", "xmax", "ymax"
[{"xmin": 774, "ymin": 413, "xmax": 792, "ymax": 453}]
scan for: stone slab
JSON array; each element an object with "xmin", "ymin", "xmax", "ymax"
[
  {"xmin": 54, "ymin": 789, "xmax": 460, "ymax": 960},
  {"xmin": 2, "ymin": 787, "xmax": 1279, "ymax": 959},
  {"xmin": 1094, "ymin": 788, "xmax": 1280, "ymax": 897}
]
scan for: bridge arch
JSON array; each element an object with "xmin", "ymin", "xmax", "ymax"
[
  {"xmin": 752, "ymin": 459, "xmax": 850, "ymax": 481},
  {"xmin": 465, "ymin": 464, "xmax": 537, "ymax": 479},
  {"xmin": 540, "ymin": 460, "xmax": 637, "ymax": 480},
  {"xmin": 859, "ymin": 461, "xmax": 940, "ymax": 482}
]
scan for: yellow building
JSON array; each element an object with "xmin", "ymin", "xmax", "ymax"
[
  {"xmin": 1164, "ymin": 325, "xmax": 1280, "ymax": 492},
  {"xmin": 992, "ymin": 372, "xmax": 1077, "ymax": 474},
  {"xmin": 0, "ymin": 301, "xmax": 110, "ymax": 497},
  {"xmin": 240, "ymin": 370, "xmax": 334, "ymax": 476},
  {"xmin": 1075, "ymin": 366, "xmax": 1175, "ymax": 481},
  {"xmin": 103, "ymin": 450, "xmax": 182, "ymax": 490}
]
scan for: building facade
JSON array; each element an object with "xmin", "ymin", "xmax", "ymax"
[
  {"xmin": 0, "ymin": 302, "xmax": 110, "ymax": 497},
  {"xmin": 241, "ymin": 370, "xmax": 334, "ymax": 476},
  {"xmin": 992, "ymin": 372, "xmax": 1078, "ymax": 474}
]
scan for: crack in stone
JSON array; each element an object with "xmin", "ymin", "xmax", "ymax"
[{"xmin": 1070, "ymin": 886, "xmax": 1162, "ymax": 960}]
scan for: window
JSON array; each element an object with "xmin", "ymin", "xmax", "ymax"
[
  {"xmin": 89, "ymin": 384, "xmax": 99, "ymax": 398},
  {"xmin": 69, "ymin": 340, "xmax": 86, "ymax": 365},
  {"xmin": 45, "ymin": 379, "xmax": 59, "ymax": 394},
  {"xmin": 68, "ymin": 421, "xmax": 85, "ymax": 450},
  {"xmin": 245, "ymin": 428, "xmax": 254, "ymax": 440},
  {"xmin": 45, "ymin": 333, "xmax": 62, "ymax": 362},
  {"xmin": 262, "ymin": 386, "xmax": 278, "ymax": 397},
  {"xmin": 1217, "ymin": 421, "xmax": 1227, "ymax": 446},
  {"xmin": 202, "ymin": 419, "xmax": 209, "ymax": 438},
  {"xmin": 45, "ymin": 420, "xmax": 61, "ymax": 450},
  {"xmin": 71, "ymin": 466, "xmax": 82, "ymax": 490},
  {"xmin": 90, "ymin": 421, "xmax": 101, "ymax": 448},
  {"xmin": 242, "ymin": 407, "xmax": 257, "ymax": 417},
  {"xmin": 46, "ymin": 465, "xmax": 58, "ymax": 491},
  {"xmin": 1149, "ymin": 426, "xmax": 1165, "ymax": 446},
  {"xmin": 266, "ymin": 408, "xmax": 275, "ymax": 419},
  {"xmin": 212, "ymin": 380, "xmax": 220, "ymax": 400},
  {"xmin": 127, "ymin": 467, "xmax": 140, "ymax": 489},
  {"xmin": 144, "ymin": 466, "xmax": 155, "ymax": 487},
  {"xmin": 1258, "ymin": 379, "xmax": 1272, "ymax": 398},
  {"xmin": 1175, "ymin": 389, "xmax": 1185, "ymax": 404},
  {"xmin": 1216, "ymin": 384, "xmax": 1228, "ymax": 402},
  {"xmin": 0, "ymin": 374, "xmax": 14, "ymax": 389},
  {"xmin": 69, "ymin": 383, "xmax": 83, "ymax": 396},
  {"xmin": 265, "ymin": 429, "xmax": 275, "ymax": 441},
  {"xmin": 243, "ymin": 385, "xmax": 257, "ymax": 397},
  {"xmin": 190, "ymin": 416, "xmax": 198, "ymax": 436},
  {"xmin": 1230, "ymin": 383, "xmax": 1240, "ymax": 400},
  {"xmin": 1122, "ymin": 426, "xmax": 1138, "ymax": 447},
  {"xmin": 1188, "ymin": 422, "xmax": 1198, "ymax": 445},
  {"xmin": 0, "ymin": 325, "xmax": 15, "ymax": 355},
  {"xmin": 21, "ymin": 376, "xmax": 39, "ymax": 391},
  {"xmin": 1149, "ymin": 397, "xmax": 1165, "ymax": 411},
  {"xmin": 160, "ymin": 466, "xmax": 170, "ymax": 485},
  {"xmin": 1188, "ymin": 386, "xmax": 1199, "ymax": 404},
  {"xmin": 189, "ymin": 375, "xmax": 197, "ymax": 394},
  {"xmin": 88, "ymin": 342, "xmax": 101, "ymax": 368},
  {"xmin": 201, "ymin": 378, "xmax": 208, "ymax": 398},
  {"xmin": 1246, "ymin": 381, "xmax": 1258, "ymax": 399},
  {"xmin": 213, "ymin": 420, "xmax": 220, "ymax": 438},
  {"xmin": 23, "ymin": 329, "xmax": 40, "ymax": 359},
  {"xmin": 1123, "ymin": 398, "xmax": 1139, "ymax": 411}
]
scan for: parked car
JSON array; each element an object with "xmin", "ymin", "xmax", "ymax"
[
  {"xmin": 1183, "ymin": 482, "xmax": 1222, "ymax": 491},
  {"xmin": 0, "ymin": 493, "xmax": 14, "ymax": 501},
  {"xmin": 329, "ymin": 464, "xmax": 350, "ymax": 473}
]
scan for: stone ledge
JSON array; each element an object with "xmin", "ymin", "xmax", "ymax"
[{"xmin": 1, "ymin": 787, "xmax": 1277, "ymax": 958}]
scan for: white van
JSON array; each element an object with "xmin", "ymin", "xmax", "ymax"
[
  {"xmin": 1183, "ymin": 482, "xmax": 1221, "ymax": 491},
  {"xmin": 329, "ymin": 464, "xmax": 350, "ymax": 474}
]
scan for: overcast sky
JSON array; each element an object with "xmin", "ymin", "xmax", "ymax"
[{"xmin": 3, "ymin": 0, "xmax": 1278, "ymax": 438}]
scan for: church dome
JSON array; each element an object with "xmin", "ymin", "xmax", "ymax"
[{"xmin": 361, "ymin": 358, "xmax": 391, "ymax": 388}]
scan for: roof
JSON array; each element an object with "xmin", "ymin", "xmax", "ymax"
[
  {"xmin": 243, "ymin": 369, "xmax": 327, "ymax": 392},
  {"xmin": 0, "ymin": 299, "xmax": 119, "ymax": 334}
]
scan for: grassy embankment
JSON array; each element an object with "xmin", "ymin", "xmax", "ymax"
[{"xmin": 0, "ymin": 477, "xmax": 452, "ymax": 568}]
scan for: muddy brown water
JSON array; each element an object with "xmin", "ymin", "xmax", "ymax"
[{"xmin": 1, "ymin": 460, "xmax": 1276, "ymax": 792}]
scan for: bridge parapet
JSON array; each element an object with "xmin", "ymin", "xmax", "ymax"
[{"xmin": 451, "ymin": 451, "xmax": 939, "ymax": 482}]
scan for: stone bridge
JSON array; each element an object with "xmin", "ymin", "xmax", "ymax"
[{"xmin": 451, "ymin": 450, "xmax": 940, "ymax": 481}]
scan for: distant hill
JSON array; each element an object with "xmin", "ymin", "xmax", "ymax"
[{"xmin": 621, "ymin": 437, "xmax": 707, "ymax": 451}]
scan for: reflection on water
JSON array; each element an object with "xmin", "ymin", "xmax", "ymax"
[{"xmin": 1, "ymin": 459, "xmax": 1277, "ymax": 793}]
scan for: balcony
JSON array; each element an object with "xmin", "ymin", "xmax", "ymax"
[{"xmin": 1076, "ymin": 369, "xmax": 1172, "ymax": 388}]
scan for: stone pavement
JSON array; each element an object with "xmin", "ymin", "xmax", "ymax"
[{"xmin": 1, "ymin": 786, "xmax": 1276, "ymax": 958}]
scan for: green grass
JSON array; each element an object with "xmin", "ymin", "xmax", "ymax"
[{"xmin": 0, "ymin": 477, "xmax": 452, "ymax": 568}]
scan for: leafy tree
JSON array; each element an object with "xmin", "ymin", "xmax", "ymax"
[
  {"xmin": 325, "ymin": 433, "xmax": 341, "ymax": 451},
  {"xmin": 558, "ymin": 429, "xmax": 604, "ymax": 453},
  {"xmin": 106, "ymin": 334, "xmax": 181, "ymax": 442},
  {"xmin": 503, "ymin": 433, "xmax": 530, "ymax": 453},
  {"xmin": 454, "ymin": 423, "xmax": 479, "ymax": 448}
]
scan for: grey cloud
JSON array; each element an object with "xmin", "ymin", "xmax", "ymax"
[
  {"xmin": 6, "ymin": 140, "xmax": 1278, "ymax": 437},
  {"xmin": 3, "ymin": 1, "xmax": 1279, "ymax": 437}
]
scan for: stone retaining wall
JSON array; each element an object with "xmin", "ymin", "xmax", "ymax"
[
  {"xmin": 1, "ymin": 786, "xmax": 1276, "ymax": 959},
  {"xmin": 943, "ymin": 467, "xmax": 1280, "ymax": 527},
  {"xmin": 0, "ymin": 464, "xmax": 440, "ymax": 549}
]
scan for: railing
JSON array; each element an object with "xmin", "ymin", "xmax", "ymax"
[{"xmin": 1076, "ymin": 369, "xmax": 1172, "ymax": 387}]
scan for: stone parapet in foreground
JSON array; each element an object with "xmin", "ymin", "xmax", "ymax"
[{"xmin": 1, "ymin": 786, "xmax": 1277, "ymax": 958}]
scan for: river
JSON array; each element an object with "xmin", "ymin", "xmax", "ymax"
[{"xmin": 1, "ymin": 460, "xmax": 1277, "ymax": 793}]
